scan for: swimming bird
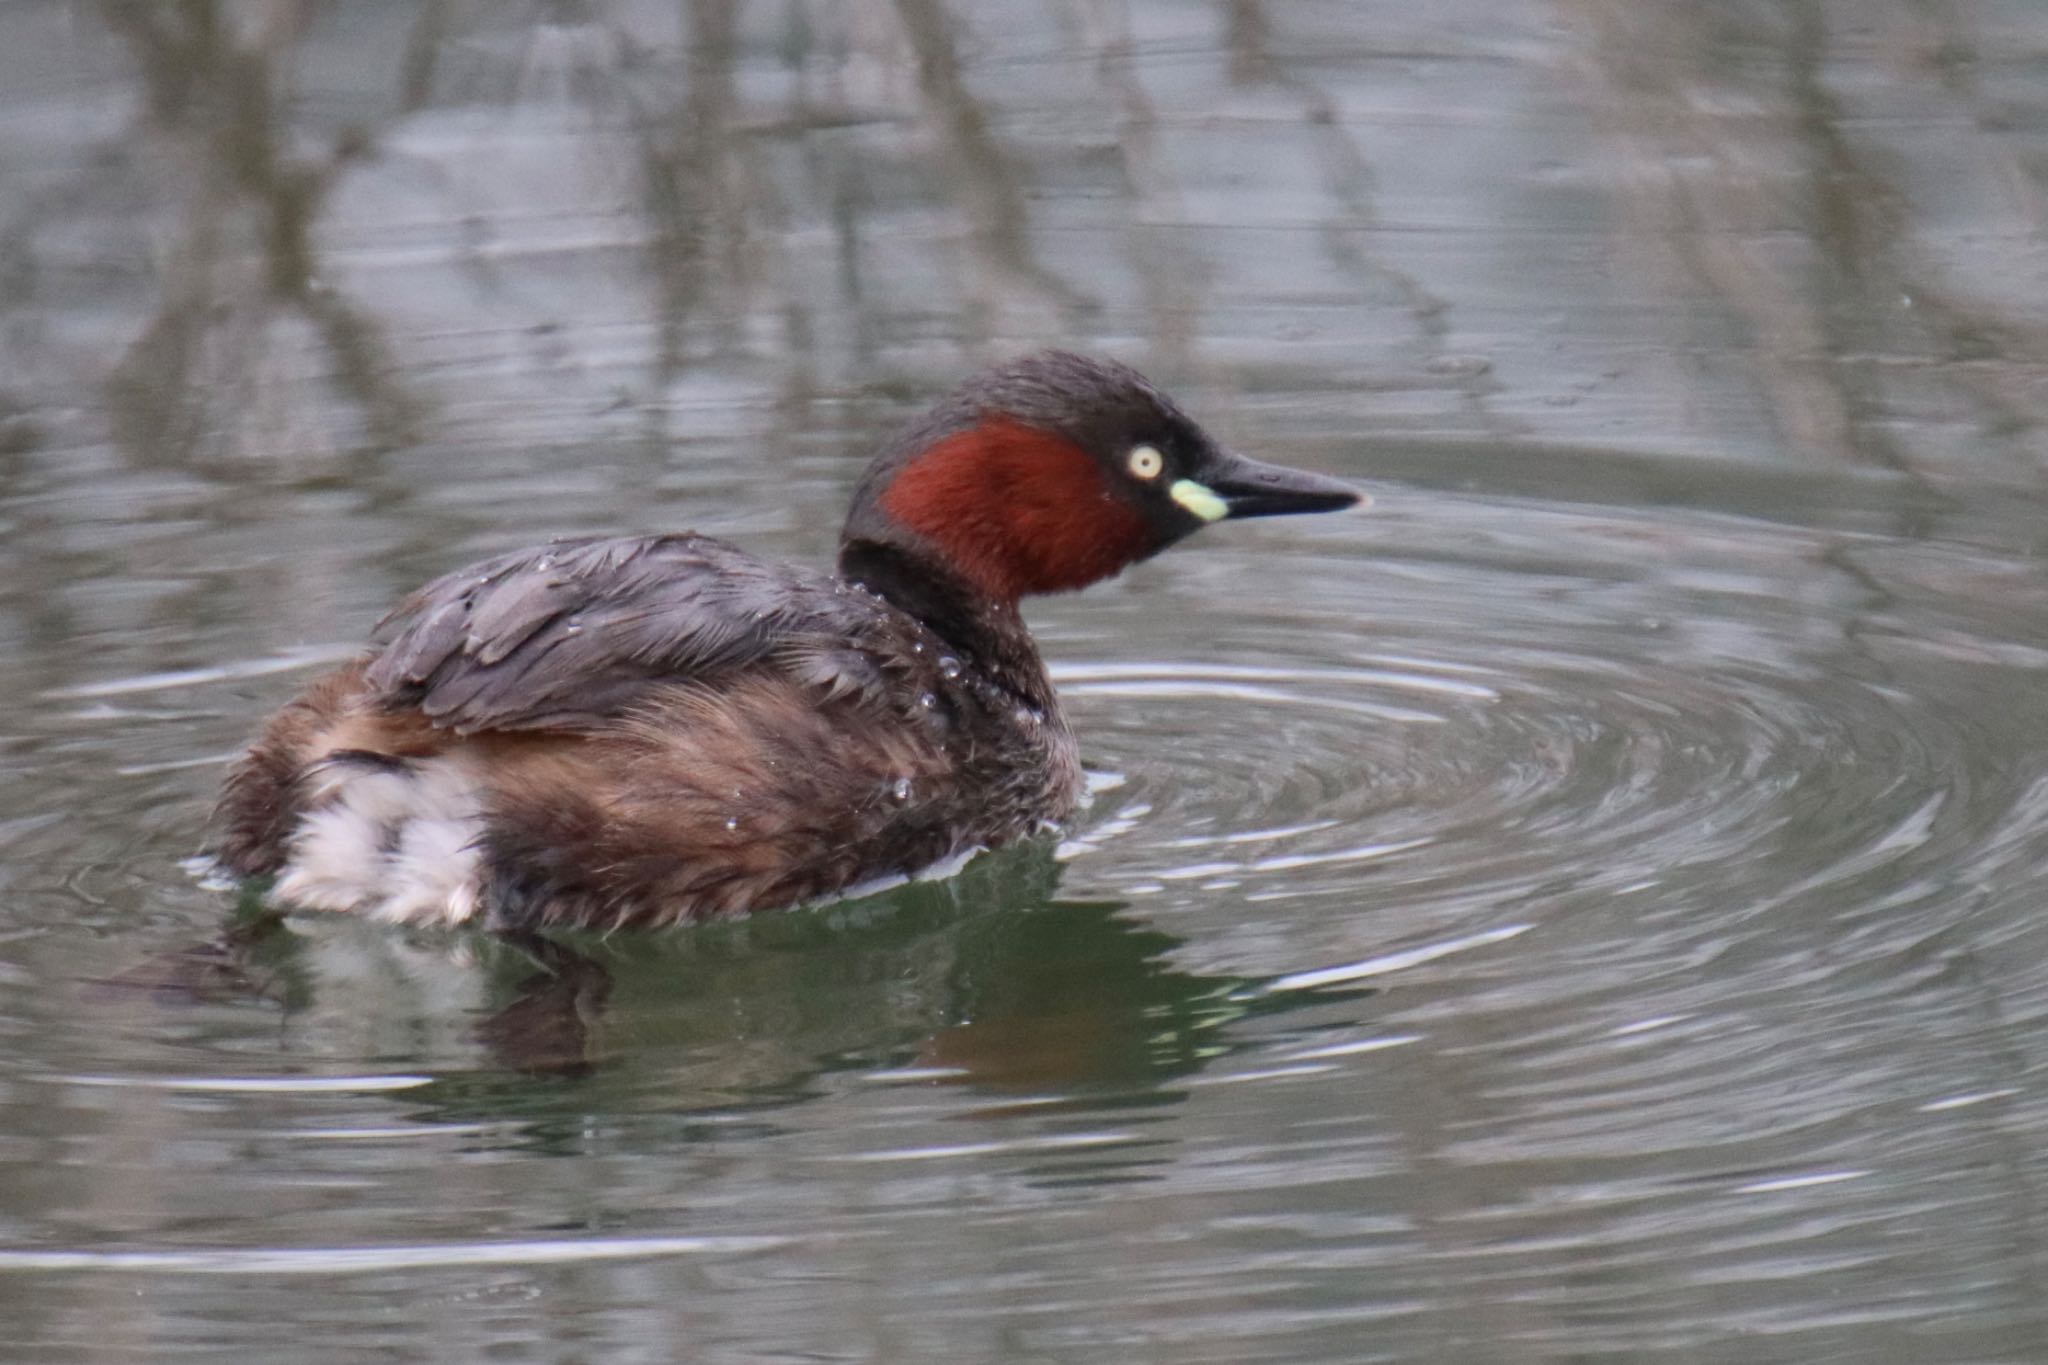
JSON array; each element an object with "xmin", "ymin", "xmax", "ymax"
[{"xmin": 213, "ymin": 351, "xmax": 1362, "ymax": 929}]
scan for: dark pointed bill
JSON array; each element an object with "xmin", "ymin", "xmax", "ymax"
[{"xmin": 1173, "ymin": 451, "xmax": 1366, "ymax": 522}]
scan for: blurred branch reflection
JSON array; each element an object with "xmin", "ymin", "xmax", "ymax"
[
  {"xmin": 0, "ymin": 1, "xmax": 2040, "ymax": 477},
  {"xmin": 100, "ymin": 0, "xmax": 420, "ymax": 466}
]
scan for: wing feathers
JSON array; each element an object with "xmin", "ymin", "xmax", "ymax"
[{"xmin": 363, "ymin": 535, "xmax": 871, "ymax": 735}]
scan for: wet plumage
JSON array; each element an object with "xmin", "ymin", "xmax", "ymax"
[{"xmin": 213, "ymin": 351, "xmax": 1360, "ymax": 930}]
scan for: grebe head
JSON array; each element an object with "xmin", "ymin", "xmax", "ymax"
[{"xmin": 840, "ymin": 350, "xmax": 1363, "ymax": 604}]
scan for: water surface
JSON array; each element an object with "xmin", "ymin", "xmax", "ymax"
[{"xmin": 3, "ymin": 3, "xmax": 2048, "ymax": 1361}]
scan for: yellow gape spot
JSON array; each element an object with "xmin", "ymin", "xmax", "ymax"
[{"xmin": 1169, "ymin": 479, "xmax": 1229, "ymax": 522}]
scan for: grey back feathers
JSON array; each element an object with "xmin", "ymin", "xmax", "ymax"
[{"xmin": 366, "ymin": 535, "xmax": 914, "ymax": 734}]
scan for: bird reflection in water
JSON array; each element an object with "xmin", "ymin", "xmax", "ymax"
[{"xmin": 98, "ymin": 842, "xmax": 1293, "ymax": 1103}]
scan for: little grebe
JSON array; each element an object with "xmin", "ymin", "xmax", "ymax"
[{"xmin": 214, "ymin": 351, "xmax": 1361, "ymax": 929}]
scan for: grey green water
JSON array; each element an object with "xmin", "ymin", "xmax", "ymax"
[{"xmin": 4, "ymin": 3, "xmax": 2048, "ymax": 1361}]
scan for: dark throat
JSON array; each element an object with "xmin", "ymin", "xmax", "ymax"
[{"xmin": 836, "ymin": 539, "xmax": 1059, "ymax": 713}]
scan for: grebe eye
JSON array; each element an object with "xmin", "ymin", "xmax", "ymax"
[{"xmin": 1127, "ymin": 445, "xmax": 1165, "ymax": 480}]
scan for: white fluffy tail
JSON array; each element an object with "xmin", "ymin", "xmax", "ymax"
[{"xmin": 273, "ymin": 755, "xmax": 487, "ymax": 925}]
